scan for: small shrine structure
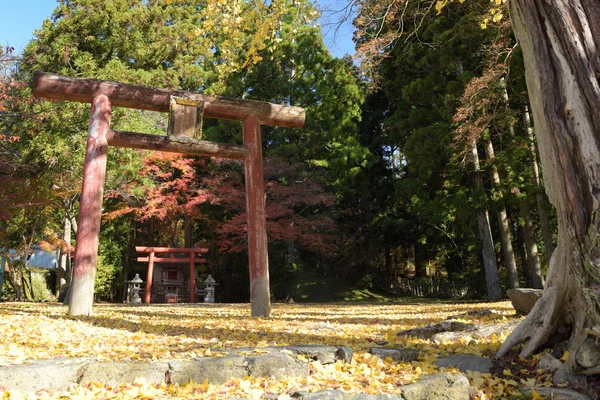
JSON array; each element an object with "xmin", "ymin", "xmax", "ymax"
[
  {"xmin": 32, "ymin": 72, "xmax": 305, "ymax": 317},
  {"xmin": 136, "ymin": 246, "xmax": 207, "ymax": 304}
]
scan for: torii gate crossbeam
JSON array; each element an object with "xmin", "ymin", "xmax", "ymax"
[{"xmin": 32, "ymin": 72, "xmax": 305, "ymax": 317}]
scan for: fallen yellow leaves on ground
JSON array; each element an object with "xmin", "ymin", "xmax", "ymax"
[{"xmin": 0, "ymin": 300, "xmax": 539, "ymax": 399}]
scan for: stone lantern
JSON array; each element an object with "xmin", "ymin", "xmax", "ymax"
[
  {"xmin": 204, "ymin": 274, "xmax": 217, "ymax": 303},
  {"xmin": 130, "ymin": 274, "xmax": 144, "ymax": 304}
]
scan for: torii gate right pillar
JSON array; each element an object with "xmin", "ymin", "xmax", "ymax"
[{"xmin": 243, "ymin": 116, "xmax": 270, "ymax": 317}]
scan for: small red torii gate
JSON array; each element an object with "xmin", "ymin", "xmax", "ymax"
[
  {"xmin": 32, "ymin": 72, "xmax": 305, "ymax": 317},
  {"xmin": 136, "ymin": 246, "xmax": 208, "ymax": 304}
]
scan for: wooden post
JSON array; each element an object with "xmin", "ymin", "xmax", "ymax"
[
  {"xmin": 68, "ymin": 95, "xmax": 111, "ymax": 316},
  {"xmin": 168, "ymin": 96, "xmax": 203, "ymax": 139},
  {"xmin": 145, "ymin": 250, "xmax": 154, "ymax": 304},
  {"xmin": 243, "ymin": 116, "xmax": 271, "ymax": 317},
  {"xmin": 189, "ymin": 251, "xmax": 196, "ymax": 303}
]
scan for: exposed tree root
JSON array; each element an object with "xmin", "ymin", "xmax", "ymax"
[
  {"xmin": 497, "ymin": 286, "xmax": 563, "ymax": 359},
  {"xmin": 497, "ymin": 239, "xmax": 600, "ymax": 375}
]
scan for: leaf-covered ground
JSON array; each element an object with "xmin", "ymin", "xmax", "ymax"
[{"xmin": 0, "ymin": 300, "xmax": 557, "ymax": 399}]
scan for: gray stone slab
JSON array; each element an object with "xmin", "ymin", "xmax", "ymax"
[
  {"xmin": 575, "ymin": 338, "xmax": 600, "ymax": 368},
  {"xmin": 245, "ymin": 353, "xmax": 309, "ymax": 378},
  {"xmin": 335, "ymin": 346, "xmax": 354, "ymax": 363},
  {"xmin": 219, "ymin": 345, "xmax": 343, "ymax": 365},
  {"xmin": 78, "ymin": 356, "xmax": 251, "ymax": 386},
  {"xmin": 434, "ymin": 354, "xmax": 492, "ymax": 373},
  {"xmin": 398, "ymin": 321, "xmax": 473, "ymax": 340},
  {"xmin": 553, "ymin": 364, "xmax": 585, "ymax": 386},
  {"xmin": 301, "ymin": 390, "xmax": 346, "ymax": 400},
  {"xmin": 369, "ymin": 347, "xmax": 420, "ymax": 363},
  {"xmin": 538, "ymin": 353, "xmax": 562, "ymax": 372},
  {"xmin": 299, "ymin": 391, "xmax": 403, "ymax": 400},
  {"xmin": 401, "ymin": 373, "xmax": 470, "ymax": 400},
  {"xmin": 347, "ymin": 394, "xmax": 403, "ymax": 400},
  {"xmin": 285, "ymin": 345, "xmax": 340, "ymax": 364},
  {"xmin": 429, "ymin": 320, "xmax": 520, "ymax": 344},
  {"xmin": 507, "ymin": 288, "xmax": 542, "ymax": 314},
  {"xmin": 0, "ymin": 352, "xmax": 310, "ymax": 392},
  {"xmin": 0, "ymin": 358, "xmax": 91, "ymax": 392}
]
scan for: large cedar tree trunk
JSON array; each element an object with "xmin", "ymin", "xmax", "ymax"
[
  {"xmin": 484, "ymin": 138, "xmax": 520, "ymax": 289},
  {"xmin": 498, "ymin": 0, "xmax": 600, "ymax": 374},
  {"xmin": 470, "ymin": 141, "xmax": 503, "ymax": 299}
]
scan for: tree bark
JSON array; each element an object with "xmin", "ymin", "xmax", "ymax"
[
  {"xmin": 68, "ymin": 95, "xmax": 111, "ymax": 317},
  {"xmin": 523, "ymin": 104, "xmax": 555, "ymax": 263},
  {"xmin": 8, "ymin": 261, "xmax": 23, "ymax": 301},
  {"xmin": 24, "ymin": 269, "xmax": 34, "ymax": 300},
  {"xmin": 470, "ymin": 141, "xmax": 503, "ymax": 300},
  {"xmin": 57, "ymin": 213, "xmax": 71, "ymax": 299},
  {"xmin": 498, "ymin": 0, "xmax": 600, "ymax": 374},
  {"xmin": 484, "ymin": 139, "xmax": 520, "ymax": 289}
]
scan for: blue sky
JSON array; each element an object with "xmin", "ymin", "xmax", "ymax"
[{"xmin": 0, "ymin": 0, "xmax": 355, "ymax": 58}]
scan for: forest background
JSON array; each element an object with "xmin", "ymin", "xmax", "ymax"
[{"xmin": 0, "ymin": 0, "xmax": 553, "ymax": 304}]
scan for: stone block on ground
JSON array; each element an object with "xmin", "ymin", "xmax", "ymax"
[
  {"xmin": 335, "ymin": 346, "xmax": 354, "ymax": 363},
  {"xmin": 0, "ymin": 352, "xmax": 311, "ymax": 392},
  {"xmin": 369, "ymin": 347, "xmax": 420, "ymax": 362},
  {"xmin": 430, "ymin": 320, "xmax": 520, "ymax": 344},
  {"xmin": 284, "ymin": 345, "xmax": 340, "ymax": 364},
  {"xmin": 575, "ymin": 338, "xmax": 600, "ymax": 368},
  {"xmin": 470, "ymin": 320, "xmax": 520, "ymax": 337},
  {"xmin": 298, "ymin": 390, "xmax": 402, "ymax": 400},
  {"xmin": 0, "ymin": 358, "xmax": 91, "ymax": 392},
  {"xmin": 434, "ymin": 354, "xmax": 492, "ymax": 373},
  {"xmin": 245, "ymin": 353, "xmax": 309, "ymax": 378},
  {"xmin": 300, "ymin": 390, "xmax": 346, "ymax": 400},
  {"xmin": 397, "ymin": 321, "xmax": 473, "ymax": 339},
  {"xmin": 538, "ymin": 354, "xmax": 562, "ymax": 372},
  {"xmin": 553, "ymin": 364, "xmax": 585, "ymax": 386},
  {"xmin": 506, "ymin": 288, "xmax": 542, "ymax": 314},
  {"xmin": 80, "ymin": 356, "xmax": 252, "ymax": 386},
  {"xmin": 400, "ymin": 373, "xmax": 470, "ymax": 400}
]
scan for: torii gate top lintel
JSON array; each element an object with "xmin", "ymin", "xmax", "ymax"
[
  {"xmin": 33, "ymin": 72, "xmax": 305, "ymax": 128},
  {"xmin": 33, "ymin": 71, "xmax": 305, "ymax": 318}
]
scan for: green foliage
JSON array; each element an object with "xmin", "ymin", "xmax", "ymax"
[
  {"xmin": 94, "ymin": 255, "xmax": 119, "ymax": 301},
  {"xmin": 339, "ymin": 0, "xmax": 547, "ymax": 294},
  {"xmin": 30, "ymin": 268, "xmax": 56, "ymax": 302}
]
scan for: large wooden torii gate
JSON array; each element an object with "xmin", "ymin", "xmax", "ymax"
[{"xmin": 32, "ymin": 72, "xmax": 305, "ymax": 317}]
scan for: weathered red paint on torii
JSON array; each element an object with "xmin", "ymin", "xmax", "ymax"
[{"xmin": 32, "ymin": 72, "xmax": 305, "ymax": 317}]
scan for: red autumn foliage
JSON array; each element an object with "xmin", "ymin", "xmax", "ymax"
[
  {"xmin": 105, "ymin": 152, "xmax": 214, "ymax": 222},
  {"xmin": 106, "ymin": 152, "xmax": 338, "ymax": 258},
  {"xmin": 210, "ymin": 158, "xmax": 338, "ymax": 258}
]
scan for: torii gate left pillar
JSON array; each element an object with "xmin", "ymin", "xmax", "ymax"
[
  {"xmin": 33, "ymin": 72, "xmax": 305, "ymax": 317},
  {"xmin": 69, "ymin": 95, "xmax": 111, "ymax": 316}
]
